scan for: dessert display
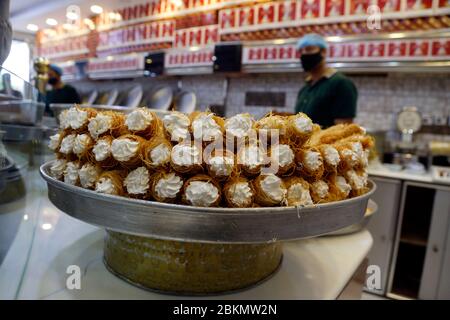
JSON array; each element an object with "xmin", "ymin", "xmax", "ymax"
[
  {"xmin": 44, "ymin": 105, "xmax": 375, "ymax": 295},
  {"xmin": 48, "ymin": 106, "xmax": 373, "ymax": 208}
]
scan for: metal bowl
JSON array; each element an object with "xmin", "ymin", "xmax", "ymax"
[
  {"xmin": 174, "ymin": 90, "xmax": 196, "ymax": 113},
  {"xmin": 147, "ymin": 86, "xmax": 173, "ymax": 110},
  {"xmin": 40, "ymin": 161, "xmax": 376, "ymax": 244}
]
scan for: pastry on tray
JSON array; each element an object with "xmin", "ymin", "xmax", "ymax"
[{"xmin": 48, "ymin": 107, "xmax": 374, "ymax": 208}]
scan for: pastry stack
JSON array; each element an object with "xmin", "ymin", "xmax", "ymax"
[{"xmin": 48, "ymin": 106, "xmax": 373, "ymax": 208}]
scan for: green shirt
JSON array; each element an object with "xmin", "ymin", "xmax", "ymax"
[{"xmin": 295, "ymin": 70, "xmax": 357, "ymax": 128}]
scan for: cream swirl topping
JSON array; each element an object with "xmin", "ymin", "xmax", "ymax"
[
  {"xmin": 287, "ymin": 183, "xmax": 313, "ymax": 206},
  {"xmin": 155, "ymin": 173, "xmax": 183, "ymax": 199},
  {"xmin": 162, "ymin": 112, "xmax": 190, "ymax": 142},
  {"xmin": 304, "ymin": 150, "xmax": 322, "ymax": 171},
  {"xmin": 59, "ymin": 110, "xmax": 70, "ymax": 130},
  {"xmin": 111, "ymin": 138, "xmax": 139, "ymax": 162},
  {"xmin": 95, "ymin": 177, "xmax": 117, "ymax": 195},
  {"xmin": 59, "ymin": 134, "xmax": 76, "ymax": 154},
  {"xmin": 185, "ymin": 181, "xmax": 219, "ymax": 207},
  {"xmin": 192, "ymin": 113, "xmax": 222, "ymax": 142},
  {"xmin": 239, "ymin": 145, "xmax": 264, "ymax": 169},
  {"xmin": 225, "ymin": 114, "xmax": 253, "ymax": 138},
  {"xmin": 150, "ymin": 144, "xmax": 171, "ymax": 166},
  {"xmin": 171, "ymin": 144, "xmax": 201, "ymax": 167},
  {"xmin": 260, "ymin": 174, "xmax": 286, "ymax": 202},
  {"xmin": 48, "ymin": 133, "xmax": 61, "ymax": 151},
  {"xmin": 50, "ymin": 159, "xmax": 67, "ymax": 180},
  {"xmin": 294, "ymin": 115, "xmax": 313, "ymax": 133},
  {"xmin": 73, "ymin": 134, "xmax": 92, "ymax": 156},
  {"xmin": 228, "ymin": 182, "xmax": 253, "ymax": 206},
  {"xmin": 209, "ymin": 156, "xmax": 234, "ymax": 177},
  {"xmin": 124, "ymin": 167, "xmax": 150, "ymax": 195},
  {"xmin": 93, "ymin": 139, "xmax": 111, "ymax": 161},
  {"xmin": 335, "ymin": 176, "xmax": 351, "ymax": 196},
  {"xmin": 322, "ymin": 145, "xmax": 340, "ymax": 167},
  {"xmin": 79, "ymin": 163, "xmax": 100, "ymax": 189},
  {"xmin": 67, "ymin": 107, "xmax": 88, "ymax": 130},
  {"xmin": 88, "ymin": 114, "xmax": 113, "ymax": 139},
  {"xmin": 271, "ymin": 144, "xmax": 294, "ymax": 167},
  {"xmin": 125, "ymin": 108, "xmax": 153, "ymax": 131},
  {"xmin": 311, "ymin": 180, "xmax": 329, "ymax": 199},
  {"xmin": 64, "ymin": 162, "xmax": 80, "ymax": 185}
]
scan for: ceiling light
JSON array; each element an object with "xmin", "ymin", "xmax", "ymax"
[
  {"xmin": 90, "ymin": 5, "xmax": 103, "ymax": 14},
  {"xmin": 41, "ymin": 223, "xmax": 52, "ymax": 230},
  {"xmin": 46, "ymin": 18, "xmax": 58, "ymax": 26},
  {"xmin": 66, "ymin": 11, "xmax": 78, "ymax": 20},
  {"xmin": 26, "ymin": 24, "xmax": 39, "ymax": 32}
]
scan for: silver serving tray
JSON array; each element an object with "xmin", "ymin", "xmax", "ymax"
[{"xmin": 40, "ymin": 161, "xmax": 376, "ymax": 244}]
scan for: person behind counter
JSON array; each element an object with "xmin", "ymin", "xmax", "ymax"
[
  {"xmin": 295, "ymin": 34, "xmax": 358, "ymax": 128},
  {"xmin": 45, "ymin": 64, "xmax": 81, "ymax": 116}
]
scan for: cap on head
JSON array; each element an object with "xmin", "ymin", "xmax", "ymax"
[
  {"xmin": 49, "ymin": 64, "xmax": 63, "ymax": 76},
  {"xmin": 296, "ymin": 34, "xmax": 328, "ymax": 50}
]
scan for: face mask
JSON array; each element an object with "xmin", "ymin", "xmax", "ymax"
[
  {"xmin": 300, "ymin": 52, "xmax": 323, "ymax": 72},
  {"xmin": 48, "ymin": 77, "xmax": 58, "ymax": 85}
]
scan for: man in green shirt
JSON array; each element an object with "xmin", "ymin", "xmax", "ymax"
[
  {"xmin": 295, "ymin": 34, "xmax": 358, "ymax": 128},
  {"xmin": 45, "ymin": 64, "xmax": 81, "ymax": 116}
]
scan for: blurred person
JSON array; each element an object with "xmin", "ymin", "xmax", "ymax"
[
  {"xmin": 295, "ymin": 34, "xmax": 358, "ymax": 128},
  {"xmin": 45, "ymin": 64, "xmax": 81, "ymax": 116}
]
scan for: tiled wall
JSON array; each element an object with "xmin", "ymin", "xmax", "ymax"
[{"xmin": 72, "ymin": 72, "xmax": 450, "ymax": 143}]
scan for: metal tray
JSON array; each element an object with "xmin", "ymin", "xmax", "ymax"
[{"xmin": 40, "ymin": 161, "xmax": 376, "ymax": 244}]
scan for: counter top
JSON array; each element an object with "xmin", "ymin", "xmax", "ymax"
[
  {"xmin": 368, "ymin": 165, "xmax": 433, "ymax": 184},
  {"xmin": 0, "ymin": 168, "xmax": 373, "ymax": 300}
]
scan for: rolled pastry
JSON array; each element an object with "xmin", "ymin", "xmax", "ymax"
[
  {"xmin": 237, "ymin": 143, "xmax": 266, "ymax": 176},
  {"xmin": 223, "ymin": 176, "xmax": 255, "ymax": 208},
  {"xmin": 295, "ymin": 147, "xmax": 324, "ymax": 180},
  {"xmin": 125, "ymin": 108, "xmax": 162, "ymax": 139},
  {"xmin": 317, "ymin": 144, "xmax": 341, "ymax": 173},
  {"xmin": 255, "ymin": 114, "xmax": 287, "ymax": 139},
  {"xmin": 111, "ymin": 134, "xmax": 146, "ymax": 168},
  {"xmin": 287, "ymin": 113, "xmax": 316, "ymax": 146},
  {"xmin": 345, "ymin": 169, "xmax": 369, "ymax": 197},
  {"xmin": 59, "ymin": 133, "xmax": 76, "ymax": 156},
  {"xmin": 310, "ymin": 180, "xmax": 330, "ymax": 204},
  {"xmin": 73, "ymin": 133, "xmax": 94, "ymax": 161},
  {"xmin": 65, "ymin": 106, "xmax": 97, "ymax": 132},
  {"xmin": 123, "ymin": 166, "xmax": 151, "ymax": 199},
  {"xmin": 269, "ymin": 144, "xmax": 295, "ymax": 176},
  {"xmin": 88, "ymin": 111, "xmax": 126, "ymax": 140},
  {"xmin": 205, "ymin": 149, "xmax": 235, "ymax": 181},
  {"xmin": 92, "ymin": 136, "xmax": 117, "ymax": 168},
  {"xmin": 182, "ymin": 174, "xmax": 221, "ymax": 207},
  {"xmin": 170, "ymin": 142, "xmax": 203, "ymax": 174},
  {"xmin": 252, "ymin": 174, "xmax": 287, "ymax": 207},
  {"xmin": 142, "ymin": 136, "xmax": 172, "ymax": 170},
  {"xmin": 307, "ymin": 123, "xmax": 365, "ymax": 147},
  {"xmin": 327, "ymin": 174, "xmax": 352, "ymax": 201},
  {"xmin": 284, "ymin": 176, "xmax": 313, "ymax": 207},
  {"xmin": 95, "ymin": 170, "xmax": 126, "ymax": 196},
  {"xmin": 63, "ymin": 161, "xmax": 81, "ymax": 186},
  {"xmin": 162, "ymin": 111, "xmax": 190, "ymax": 142},
  {"xmin": 149, "ymin": 171, "xmax": 184, "ymax": 203},
  {"xmin": 49, "ymin": 159, "xmax": 67, "ymax": 180},
  {"xmin": 190, "ymin": 111, "xmax": 224, "ymax": 143},
  {"xmin": 224, "ymin": 113, "xmax": 255, "ymax": 142},
  {"xmin": 48, "ymin": 132, "xmax": 64, "ymax": 153},
  {"xmin": 79, "ymin": 162, "xmax": 102, "ymax": 189}
]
